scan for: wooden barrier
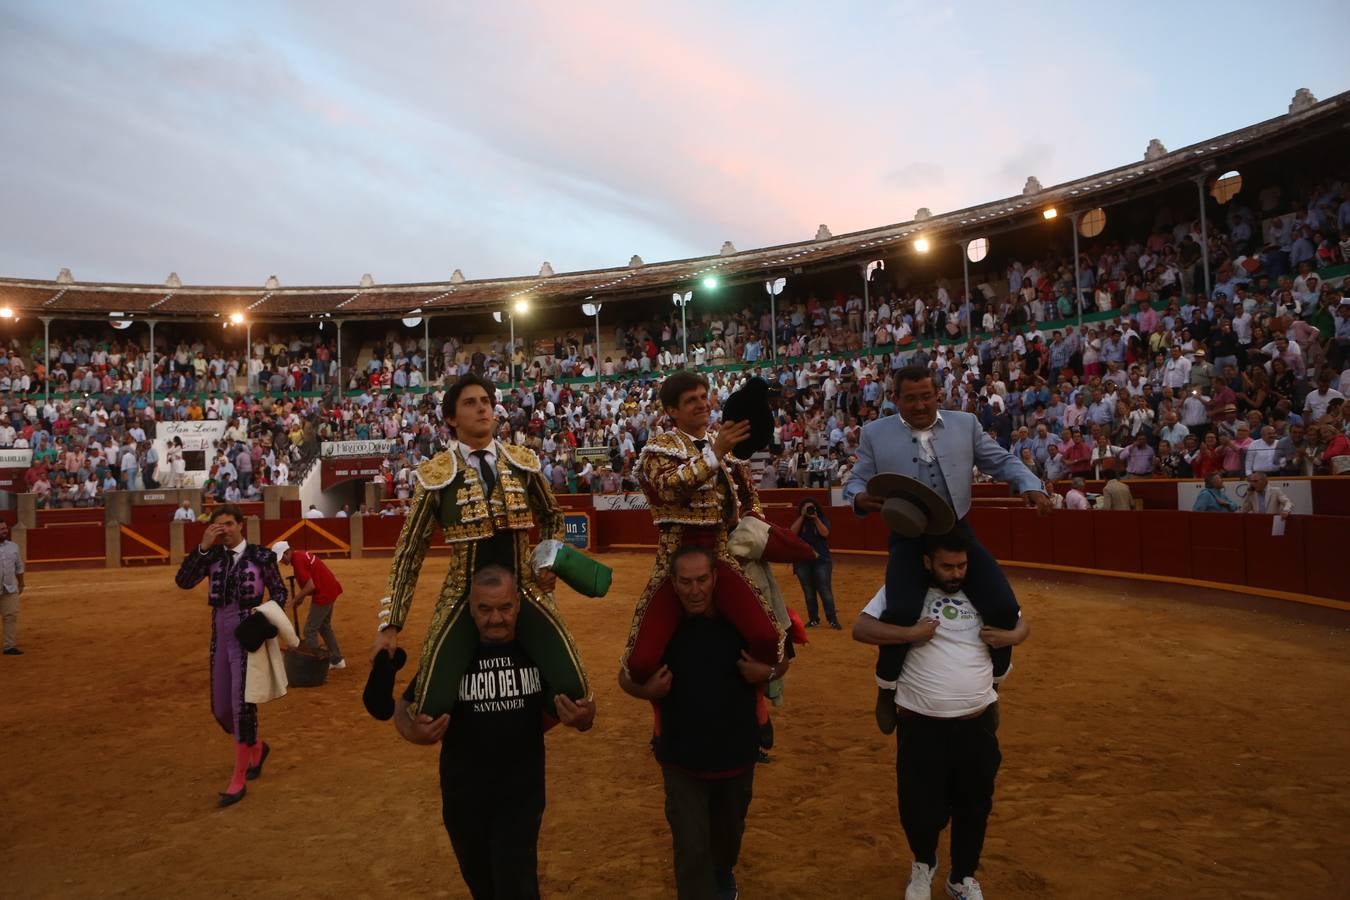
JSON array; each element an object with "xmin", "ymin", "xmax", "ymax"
[{"xmin": 10, "ymin": 496, "xmax": 1349, "ymax": 611}]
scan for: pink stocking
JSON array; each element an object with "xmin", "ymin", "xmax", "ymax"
[{"xmin": 225, "ymin": 742, "xmax": 251, "ymax": 795}]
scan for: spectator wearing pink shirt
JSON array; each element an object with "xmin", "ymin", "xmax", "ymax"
[{"xmin": 1065, "ymin": 477, "xmax": 1090, "ymax": 509}]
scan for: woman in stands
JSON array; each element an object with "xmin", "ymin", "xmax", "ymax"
[{"xmin": 1190, "ymin": 432, "xmax": 1223, "ymax": 483}]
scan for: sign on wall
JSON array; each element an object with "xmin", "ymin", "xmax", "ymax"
[
  {"xmin": 564, "ymin": 512, "xmax": 590, "ymax": 550},
  {"xmin": 321, "ymin": 440, "xmax": 398, "ymax": 458},
  {"xmin": 575, "ymin": 446, "xmax": 611, "ymax": 465},
  {"xmin": 1176, "ymin": 478, "xmax": 1313, "ymax": 515},
  {"xmin": 593, "ymin": 493, "xmax": 650, "ymax": 511},
  {"xmin": 155, "ymin": 420, "xmax": 229, "ymax": 487}
]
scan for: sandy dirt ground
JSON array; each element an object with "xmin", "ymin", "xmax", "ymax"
[{"xmin": 2, "ymin": 552, "xmax": 1348, "ymax": 899}]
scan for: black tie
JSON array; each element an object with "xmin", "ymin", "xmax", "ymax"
[
  {"xmin": 694, "ymin": 439, "xmax": 707, "ymax": 451},
  {"xmin": 472, "ymin": 449, "xmax": 496, "ymax": 496}
]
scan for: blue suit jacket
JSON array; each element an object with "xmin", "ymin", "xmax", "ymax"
[{"xmin": 843, "ymin": 410, "xmax": 1043, "ymax": 518}]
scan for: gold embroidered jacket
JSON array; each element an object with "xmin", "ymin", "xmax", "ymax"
[
  {"xmin": 380, "ymin": 441, "xmax": 563, "ymax": 632},
  {"xmin": 637, "ymin": 430, "xmax": 762, "ymax": 528}
]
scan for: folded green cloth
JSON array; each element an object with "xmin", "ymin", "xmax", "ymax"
[{"xmin": 534, "ymin": 540, "xmax": 613, "ymax": 598}]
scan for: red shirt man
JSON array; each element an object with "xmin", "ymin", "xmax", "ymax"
[{"xmin": 272, "ymin": 540, "xmax": 345, "ymax": 667}]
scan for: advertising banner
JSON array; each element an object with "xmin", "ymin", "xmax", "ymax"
[
  {"xmin": 592, "ymin": 493, "xmax": 650, "ymax": 511},
  {"xmin": 321, "ymin": 440, "xmax": 398, "ymax": 459},
  {"xmin": 155, "ymin": 421, "xmax": 228, "ymax": 487},
  {"xmin": 564, "ymin": 512, "xmax": 590, "ymax": 550}
]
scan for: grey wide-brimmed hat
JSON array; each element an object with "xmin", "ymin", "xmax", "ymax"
[{"xmin": 867, "ymin": 473, "xmax": 957, "ymax": 538}]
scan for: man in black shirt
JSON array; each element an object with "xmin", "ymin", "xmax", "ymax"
[
  {"xmin": 620, "ymin": 545, "xmax": 787, "ymax": 900},
  {"xmin": 395, "ymin": 565, "xmax": 595, "ymax": 900}
]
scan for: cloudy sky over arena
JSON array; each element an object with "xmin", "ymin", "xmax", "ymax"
[{"xmin": 3, "ymin": 1, "xmax": 1348, "ymax": 286}]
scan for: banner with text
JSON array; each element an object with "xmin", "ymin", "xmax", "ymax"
[
  {"xmin": 155, "ymin": 421, "xmax": 228, "ymax": 487},
  {"xmin": 321, "ymin": 440, "xmax": 398, "ymax": 459},
  {"xmin": 592, "ymin": 492, "xmax": 650, "ymax": 511}
]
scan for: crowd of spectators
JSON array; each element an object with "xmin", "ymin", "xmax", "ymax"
[{"xmin": 5, "ymin": 173, "xmax": 1350, "ymax": 511}]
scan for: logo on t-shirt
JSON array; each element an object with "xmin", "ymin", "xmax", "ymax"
[
  {"xmin": 926, "ymin": 591, "xmax": 979, "ymax": 632},
  {"xmin": 458, "ymin": 654, "xmax": 543, "ymax": 713}
]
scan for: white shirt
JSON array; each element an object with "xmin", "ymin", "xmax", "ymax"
[
  {"xmin": 173, "ymin": 507, "xmax": 196, "ymax": 522},
  {"xmin": 902, "ymin": 410, "xmax": 945, "ymax": 462},
  {"xmin": 303, "ymin": 507, "xmax": 324, "ymax": 519},
  {"xmin": 458, "ymin": 440, "xmax": 496, "ymax": 474},
  {"xmin": 1303, "ymin": 388, "xmax": 1345, "ymax": 422},
  {"xmin": 677, "ymin": 429, "xmax": 721, "ymax": 470},
  {"xmin": 863, "ymin": 585, "xmax": 999, "ymax": 718},
  {"xmin": 1244, "ymin": 439, "xmax": 1280, "ymax": 475}
]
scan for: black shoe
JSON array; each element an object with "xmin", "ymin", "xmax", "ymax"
[
  {"xmin": 218, "ymin": 785, "xmax": 247, "ymax": 808},
  {"xmin": 828, "ymin": 621, "xmax": 842, "ymax": 630},
  {"xmin": 756, "ymin": 749, "xmax": 772, "ymax": 764},
  {"xmin": 716, "ymin": 869, "xmax": 739, "ymax": 900},
  {"xmin": 245, "ymin": 742, "xmax": 270, "ymax": 781},
  {"xmin": 3, "ymin": 647, "xmax": 22, "ymax": 656},
  {"xmin": 876, "ymin": 687, "xmax": 898, "ymax": 735},
  {"xmin": 805, "ymin": 619, "xmax": 820, "ymax": 628}
]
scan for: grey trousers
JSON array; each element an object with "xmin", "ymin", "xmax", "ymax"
[
  {"xmin": 1, "ymin": 591, "xmax": 19, "ymax": 650},
  {"xmin": 303, "ymin": 602, "xmax": 342, "ymax": 663},
  {"xmin": 662, "ymin": 766, "xmax": 754, "ymax": 900}
]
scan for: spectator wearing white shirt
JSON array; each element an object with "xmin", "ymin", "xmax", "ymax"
[
  {"xmin": 1243, "ymin": 426, "xmax": 1281, "ymax": 476},
  {"xmin": 1302, "ymin": 373, "xmax": 1344, "ymax": 424}
]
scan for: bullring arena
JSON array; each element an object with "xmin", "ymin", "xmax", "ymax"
[
  {"xmin": 3, "ymin": 84, "xmax": 1350, "ymax": 900},
  {"xmin": 3, "ymin": 548, "xmax": 1348, "ymax": 899}
]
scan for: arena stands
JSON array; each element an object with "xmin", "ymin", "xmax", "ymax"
[{"xmin": 2, "ymin": 95, "xmax": 1349, "ymax": 516}]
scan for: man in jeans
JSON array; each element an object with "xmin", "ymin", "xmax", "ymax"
[
  {"xmin": 620, "ymin": 545, "xmax": 786, "ymax": 900},
  {"xmin": 271, "ymin": 541, "xmax": 346, "ymax": 669},
  {"xmin": 0, "ymin": 520, "xmax": 25, "ymax": 656},
  {"xmin": 790, "ymin": 498, "xmax": 839, "ymax": 629}
]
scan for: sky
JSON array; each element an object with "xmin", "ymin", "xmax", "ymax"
[{"xmin": 2, "ymin": 1, "xmax": 1347, "ymax": 287}]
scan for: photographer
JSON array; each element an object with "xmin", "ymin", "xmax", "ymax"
[{"xmin": 790, "ymin": 498, "xmax": 839, "ymax": 629}]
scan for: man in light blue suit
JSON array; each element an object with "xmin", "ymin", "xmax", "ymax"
[{"xmin": 845, "ymin": 366, "xmax": 1053, "ymax": 733}]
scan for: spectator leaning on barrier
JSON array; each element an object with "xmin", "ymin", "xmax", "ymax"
[
  {"xmin": 1240, "ymin": 471, "xmax": 1293, "ymax": 517},
  {"xmin": 1192, "ymin": 473, "xmax": 1238, "ymax": 512}
]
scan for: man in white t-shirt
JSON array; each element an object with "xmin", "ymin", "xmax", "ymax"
[{"xmin": 854, "ymin": 531, "xmax": 1029, "ymax": 900}]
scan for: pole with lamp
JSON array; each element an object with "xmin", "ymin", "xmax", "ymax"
[
  {"xmin": 763, "ymin": 277, "xmax": 785, "ymax": 363},
  {"xmin": 1194, "ymin": 175, "xmax": 1212, "ymax": 300},
  {"xmin": 862, "ymin": 259, "xmax": 883, "ymax": 350},
  {"xmin": 582, "ymin": 298, "xmax": 602, "ymax": 385},
  {"xmin": 672, "ymin": 291, "xmax": 692, "ymax": 366},
  {"xmin": 493, "ymin": 299, "xmax": 530, "ymax": 386},
  {"xmin": 959, "ymin": 241, "xmax": 973, "ymax": 339}
]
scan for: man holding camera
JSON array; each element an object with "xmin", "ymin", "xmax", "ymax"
[{"xmin": 790, "ymin": 498, "xmax": 838, "ymax": 629}]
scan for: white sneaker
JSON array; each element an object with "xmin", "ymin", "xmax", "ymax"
[
  {"xmin": 329, "ymin": 658, "xmax": 347, "ymax": 670},
  {"xmin": 905, "ymin": 861, "xmax": 937, "ymax": 900},
  {"xmin": 945, "ymin": 876, "xmax": 985, "ymax": 900}
]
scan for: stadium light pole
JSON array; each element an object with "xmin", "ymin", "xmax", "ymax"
[
  {"xmin": 582, "ymin": 299, "xmax": 602, "ymax": 385},
  {"xmin": 1195, "ymin": 176, "xmax": 1212, "ymax": 300},
  {"xmin": 672, "ymin": 291, "xmax": 692, "ymax": 364},
  {"xmin": 146, "ymin": 319, "xmax": 157, "ymax": 407},
  {"xmin": 335, "ymin": 320, "xmax": 344, "ymax": 393},
  {"xmin": 40, "ymin": 315, "xmax": 52, "ymax": 402},
  {"xmin": 494, "ymin": 299, "xmax": 530, "ymax": 386},
  {"xmin": 862, "ymin": 260, "xmax": 883, "ymax": 349},
  {"xmin": 763, "ymin": 277, "xmax": 785, "ymax": 363},
  {"xmin": 1070, "ymin": 212, "xmax": 1083, "ymax": 328},
  {"xmin": 959, "ymin": 241, "xmax": 973, "ymax": 339}
]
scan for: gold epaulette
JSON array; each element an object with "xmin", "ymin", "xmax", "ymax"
[
  {"xmin": 640, "ymin": 431, "xmax": 689, "ymax": 460},
  {"xmin": 414, "ymin": 451, "xmax": 459, "ymax": 490},
  {"xmin": 500, "ymin": 442, "xmax": 542, "ymax": 473}
]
